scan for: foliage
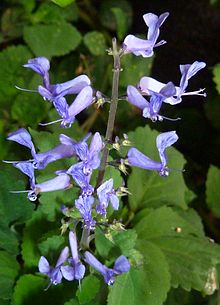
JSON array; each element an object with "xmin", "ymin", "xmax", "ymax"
[{"xmin": 0, "ymin": 1, "xmax": 220, "ymax": 305}]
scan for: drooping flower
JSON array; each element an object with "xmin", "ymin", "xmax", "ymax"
[
  {"xmin": 23, "ymin": 57, "xmax": 91, "ymax": 102},
  {"xmin": 4, "ymin": 128, "xmax": 78, "ymax": 169},
  {"xmin": 42, "ymin": 85, "xmax": 94, "ymax": 128},
  {"xmin": 12, "ymin": 162, "xmax": 71, "ymax": 201},
  {"xmin": 84, "ymin": 251, "xmax": 130, "ymax": 285},
  {"xmin": 75, "ymin": 195, "xmax": 96, "ymax": 229},
  {"xmin": 127, "ymin": 83, "xmax": 179, "ymax": 122},
  {"xmin": 61, "ymin": 231, "xmax": 85, "ymax": 281},
  {"xmin": 96, "ymin": 178, "xmax": 119, "ymax": 216},
  {"xmin": 127, "ymin": 131, "xmax": 179, "ymax": 176},
  {"xmin": 139, "ymin": 61, "xmax": 206, "ymax": 105},
  {"xmin": 123, "ymin": 12, "xmax": 169, "ymax": 57},
  {"xmin": 38, "ymin": 246, "xmax": 69, "ymax": 287}
]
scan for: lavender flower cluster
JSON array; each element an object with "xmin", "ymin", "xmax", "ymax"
[{"xmin": 5, "ymin": 12, "xmax": 206, "ymax": 288}]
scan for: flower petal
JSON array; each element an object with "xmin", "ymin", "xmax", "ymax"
[{"xmin": 127, "ymin": 147, "xmax": 161, "ymax": 171}]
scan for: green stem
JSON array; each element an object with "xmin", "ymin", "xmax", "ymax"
[
  {"xmin": 96, "ymin": 38, "xmax": 121, "ymax": 188},
  {"xmin": 80, "ymin": 227, "xmax": 91, "ymax": 250}
]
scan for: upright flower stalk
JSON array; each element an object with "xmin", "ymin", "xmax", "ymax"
[{"xmin": 96, "ymin": 37, "xmax": 121, "ymax": 188}]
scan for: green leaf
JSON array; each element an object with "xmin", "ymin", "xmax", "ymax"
[
  {"xmin": 38, "ymin": 235, "xmax": 65, "ymax": 257},
  {"xmin": 134, "ymin": 206, "xmax": 220, "ymax": 293},
  {"xmin": 76, "ymin": 275, "xmax": 100, "ymax": 304},
  {"xmin": 213, "ymin": 63, "xmax": 220, "ymax": 94},
  {"xmin": 155, "ymin": 237, "xmax": 220, "ymax": 293},
  {"xmin": 83, "ymin": 32, "xmax": 107, "ymax": 56},
  {"xmin": 11, "ymin": 93, "xmax": 49, "ymax": 126},
  {"xmin": 0, "ymin": 251, "xmax": 19, "ymax": 300},
  {"xmin": 0, "ymin": 45, "xmax": 32, "ymax": 102},
  {"xmin": 12, "ymin": 274, "xmax": 75, "ymax": 305},
  {"xmin": 135, "ymin": 207, "xmax": 205, "ymax": 240},
  {"xmin": 31, "ymin": 2, "xmax": 78, "ymax": 24},
  {"xmin": 0, "ymin": 169, "xmax": 34, "ymax": 254},
  {"xmin": 108, "ymin": 241, "xmax": 170, "ymax": 305},
  {"xmin": 206, "ymin": 165, "xmax": 220, "ymax": 217},
  {"xmin": 23, "ymin": 22, "xmax": 81, "ymax": 58},
  {"xmin": 111, "ymin": 7, "xmax": 128, "ymax": 41},
  {"xmin": 21, "ymin": 210, "xmax": 57, "ymax": 268},
  {"xmin": 52, "ymin": 0, "xmax": 75, "ymax": 7},
  {"xmin": 95, "ymin": 228, "xmax": 137, "ymax": 259},
  {"xmin": 120, "ymin": 54, "xmax": 153, "ymax": 88},
  {"xmin": 95, "ymin": 227, "xmax": 115, "ymax": 258},
  {"xmin": 127, "ymin": 125, "xmax": 190, "ymax": 211},
  {"xmin": 100, "ymin": 0, "xmax": 132, "ymax": 31}
]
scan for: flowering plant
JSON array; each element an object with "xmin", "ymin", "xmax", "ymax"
[{"xmin": 1, "ymin": 2, "xmax": 220, "ymax": 305}]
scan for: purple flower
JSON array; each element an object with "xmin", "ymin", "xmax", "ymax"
[
  {"xmin": 123, "ymin": 12, "xmax": 169, "ymax": 57},
  {"xmin": 127, "ymin": 131, "xmax": 178, "ymax": 176},
  {"xmin": 61, "ymin": 231, "xmax": 85, "ymax": 281},
  {"xmin": 38, "ymin": 246, "xmax": 69, "ymax": 286},
  {"xmin": 75, "ymin": 195, "xmax": 96, "ymax": 229},
  {"xmin": 127, "ymin": 83, "xmax": 179, "ymax": 122},
  {"xmin": 73, "ymin": 132, "xmax": 103, "ymax": 175},
  {"xmin": 5, "ymin": 128, "xmax": 77, "ymax": 169},
  {"xmin": 84, "ymin": 251, "xmax": 130, "ymax": 285},
  {"xmin": 67, "ymin": 162, "xmax": 94, "ymax": 196},
  {"xmin": 24, "ymin": 57, "xmax": 50, "ymax": 89},
  {"xmin": 23, "ymin": 57, "xmax": 91, "ymax": 102},
  {"xmin": 96, "ymin": 178, "xmax": 119, "ymax": 216},
  {"xmin": 139, "ymin": 61, "xmax": 206, "ymax": 105},
  {"xmin": 42, "ymin": 85, "xmax": 94, "ymax": 128},
  {"xmin": 12, "ymin": 162, "xmax": 71, "ymax": 201}
]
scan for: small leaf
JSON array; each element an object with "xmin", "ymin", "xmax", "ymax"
[
  {"xmin": 206, "ymin": 165, "xmax": 220, "ymax": 217},
  {"xmin": 52, "ymin": 0, "xmax": 75, "ymax": 7},
  {"xmin": 23, "ymin": 22, "xmax": 82, "ymax": 58},
  {"xmin": 111, "ymin": 7, "xmax": 128, "ymax": 40},
  {"xmin": 83, "ymin": 32, "xmax": 107, "ymax": 56},
  {"xmin": 0, "ymin": 251, "xmax": 19, "ymax": 300},
  {"xmin": 76, "ymin": 275, "xmax": 100, "ymax": 304}
]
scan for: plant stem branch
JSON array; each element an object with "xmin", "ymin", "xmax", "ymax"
[{"xmin": 96, "ymin": 38, "xmax": 121, "ymax": 188}]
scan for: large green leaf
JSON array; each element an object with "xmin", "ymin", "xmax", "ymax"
[
  {"xmin": 0, "ymin": 251, "xmax": 19, "ymax": 300},
  {"xmin": 135, "ymin": 206, "xmax": 220, "ymax": 293},
  {"xmin": 206, "ymin": 165, "xmax": 220, "ymax": 217},
  {"xmin": 0, "ymin": 45, "xmax": 32, "ymax": 103},
  {"xmin": 135, "ymin": 206, "xmax": 205, "ymax": 240},
  {"xmin": 23, "ymin": 22, "xmax": 82, "ymax": 58},
  {"xmin": 108, "ymin": 241, "xmax": 170, "ymax": 305},
  {"xmin": 127, "ymin": 125, "xmax": 191, "ymax": 211}
]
